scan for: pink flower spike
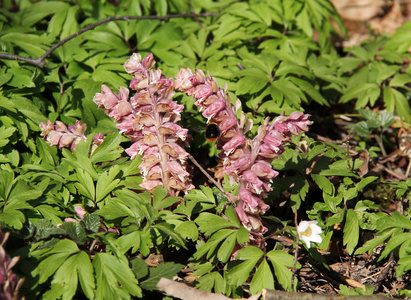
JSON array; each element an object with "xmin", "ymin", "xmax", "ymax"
[
  {"xmin": 74, "ymin": 206, "xmax": 87, "ymax": 219},
  {"xmin": 64, "ymin": 218, "xmax": 78, "ymax": 223},
  {"xmin": 242, "ymin": 170, "xmax": 264, "ymax": 194},
  {"xmin": 55, "ymin": 121, "xmax": 68, "ymax": 132},
  {"xmin": 70, "ymin": 120, "xmax": 87, "ymax": 136},
  {"xmin": 59, "ymin": 134, "xmax": 75, "ymax": 148},
  {"xmin": 202, "ymin": 100, "xmax": 225, "ymax": 121},
  {"xmin": 142, "ymin": 53, "xmax": 155, "ymax": 69},
  {"xmin": 223, "ymin": 135, "xmax": 245, "ymax": 155},
  {"xmin": 123, "ymin": 53, "xmax": 143, "ymax": 74},
  {"xmin": 219, "ymin": 117, "xmax": 237, "ymax": 134},
  {"xmin": 140, "ymin": 179, "xmax": 162, "ymax": 191},
  {"xmin": 47, "ymin": 131, "xmax": 62, "ymax": 146},
  {"xmin": 251, "ymin": 162, "xmax": 279, "ymax": 179},
  {"xmin": 40, "ymin": 120, "xmax": 54, "ymax": 136},
  {"xmin": 194, "ymin": 85, "xmax": 213, "ymax": 100},
  {"xmin": 239, "ymin": 189, "xmax": 259, "ymax": 209},
  {"xmin": 168, "ymin": 160, "xmax": 190, "ymax": 182},
  {"xmin": 235, "ymin": 205, "xmax": 249, "ymax": 226},
  {"xmin": 117, "ymin": 101, "xmax": 133, "ymax": 117}
]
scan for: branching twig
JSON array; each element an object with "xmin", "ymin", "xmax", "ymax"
[
  {"xmin": 188, "ymin": 0, "xmax": 202, "ymax": 27},
  {"xmin": 0, "ymin": 13, "xmax": 217, "ymax": 68}
]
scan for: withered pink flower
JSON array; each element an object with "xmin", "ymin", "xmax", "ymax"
[
  {"xmin": 175, "ymin": 66, "xmax": 312, "ymax": 246},
  {"xmin": 93, "ymin": 53, "xmax": 194, "ymax": 196}
]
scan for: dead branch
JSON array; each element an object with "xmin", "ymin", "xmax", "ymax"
[
  {"xmin": 0, "ymin": 13, "xmax": 217, "ymax": 68},
  {"xmin": 262, "ymin": 289, "xmax": 389, "ymax": 300},
  {"xmin": 157, "ymin": 278, "xmax": 389, "ymax": 300},
  {"xmin": 157, "ymin": 278, "xmax": 261, "ymax": 300}
]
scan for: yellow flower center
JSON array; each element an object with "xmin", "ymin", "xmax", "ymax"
[{"xmin": 301, "ymin": 226, "xmax": 312, "ymax": 237}]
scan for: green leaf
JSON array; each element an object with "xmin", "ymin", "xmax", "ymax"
[
  {"xmin": 217, "ymin": 231, "xmax": 237, "ymax": 263},
  {"xmin": 140, "ymin": 262, "xmax": 183, "ymax": 291},
  {"xmin": 356, "ymin": 176, "xmax": 378, "ymax": 191},
  {"xmin": 228, "ymin": 258, "xmax": 261, "ymax": 287},
  {"xmin": 343, "ymin": 209, "xmax": 359, "ymax": 255},
  {"xmin": 266, "ymin": 250, "xmax": 298, "ymax": 291},
  {"xmin": 152, "ymin": 222, "xmax": 187, "ymax": 249},
  {"xmin": 195, "ymin": 213, "xmax": 235, "ymax": 236},
  {"xmin": 93, "ymin": 252, "xmax": 142, "ymax": 299},
  {"xmin": 175, "ymin": 221, "xmax": 199, "ymax": 241},
  {"xmin": 185, "ymin": 186, "xmax": 216, "ymax": 204},
  {"xmin": 389, "ymin": 73, "xmax": 411, "ymax": 87},
  {"xmin": 196, "ymin": 271, "xmax": 225, "ymax": 294},
  {"xmin": 153, "ymin": 194, "xmax": 180, "ymax": 210},
  {"xmin": 76, "ymin": 251, "xmax": 95, "ymax": 299},
  {"xmin": 379, "ymin": 232, "xmax": 411, "ymax": 260},
  {"xmin": 32, "ymin": 239, "xmax": 79, "ymax": 283},
  {"xmin": 96, "ymin": 167, "xmax": 121, "ymax": 202},
  {"xmin": 193, "ymin": 229, "xmax": 236, "ymax": 260},
  {"xmin": 250, "ymin": 258, "xmax": 274, "ymax": 294},
  {"xmin": 130, "ymin": 257, "xmax": 149, "ymax": 280},
  {"xmin": 378, "ymin": 212, "xmax": 411, "ymax": 230},
  {"xmin": 236, "ymin": 68, "xmax": 270, "ymax": 95},
  {"xmin": 340, "ymin": 83, "xmax": 378, "ymax": 104},
  {"xmin": 74, "ymin": 168, "xmax": 95, "ymax": 201},
  {"xmin": 383, "ymin": 87, "xmax": 411, "ymax": 122},
  {"xmin": 311, "ymin": 174, "xmax": 334, "ymax": 195},
  {"xmin": 224, "ymin": 205, "xmax": 240, "ymax": 227},
  {"xmin": 60, "ymin": 222, "xmax": 87, "ymax": 244},
  {"xmin": 81, "ymin": 213, "xmax": 101, "ymax": 233}
]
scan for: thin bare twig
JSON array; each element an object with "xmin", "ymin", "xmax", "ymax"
[
  {"xmin": 189, "ymin": 155, "xmax": 227, "ymax": 196},
  {"xmin": 0, "ymin": 13, "xmax": 217, "ymax": 68},
  {"xmin": 292, "ymin": 209, "xmax": 299, "ymax": 291},
  {"xmin": 188, "ymin": 0, "xmax": 202, "ymax": 27}
]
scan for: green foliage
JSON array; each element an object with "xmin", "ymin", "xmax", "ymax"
[{"xmin": 1, "ymin": 0, "xmax": 411, "ymax": 298}]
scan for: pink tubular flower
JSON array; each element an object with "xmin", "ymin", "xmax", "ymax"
[
  {"xmin": 175, "ymin": 67, "xmax": 312, "ymax": 245},
  {"xmin": 93, "ymin": 53, "xmax": 194, "ymax": 196},
  {"xmin": 40, "ymin": 120, "xmax": 103, "ymax": 153}
]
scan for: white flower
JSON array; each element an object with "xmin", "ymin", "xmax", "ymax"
[{"xmin": 297, "ymin": 220, "xmax": 322, "ymax": 248}]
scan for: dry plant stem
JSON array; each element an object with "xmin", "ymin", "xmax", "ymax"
[
  {"xmin": 188, "ymin": 154, "xmax": 227, "ymax": 196},
  {"xmin": 187, "ymin": 0, "xmax": 202, "ymax": 27},
  {"xmin": 0, "ymin": 13, "xmax": 216, "ymax": 68},
  {"xmin": 156, "ymin": 278, "xmax": 261, "ymax": 300},
  {"xmin": 378, "ymin": 163, "xmax": 408, "ymax": 180},
  {"xmin": 262, "ymin": 289, "xmax": 389, "ymax": 300},
  {"xmin": 374, "ymin": 132, "xmax": 387, "ymax": 157},
  {"xmin": 292, "ymin": 209, "xmax": 299, "ymax": 291}
]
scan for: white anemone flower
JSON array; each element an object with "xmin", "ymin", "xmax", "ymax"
[{"xmin": 297, "ymin": 220, "xmax": 322, "ymax": 248}]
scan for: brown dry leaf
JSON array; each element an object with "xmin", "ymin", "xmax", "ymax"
[
  {"xmin": 330, "ymin": 0, "xmax": 407, "ymax": 47},
  {"xmin": 369, "ymin": 0, "xmax": 403, "ymax": 34},
  {"xmin": 330, "ymin": 0, "xmax": 384, "ymax": 21}
]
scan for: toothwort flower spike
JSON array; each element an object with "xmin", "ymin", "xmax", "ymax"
[
  {"xmin": 175, "ymin": 67, "xmax": 313, "ymax": 245},
  {"xmin": 297, "ymin": 220, "xmax": 322, "ymax": 249},
  {"xmin": 40, "ymin": 120, "xmax": 104, "ymax": 153},
  {"xmin": 93, "ymin": 53, "xmax": 194, "ymax": 196}
]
